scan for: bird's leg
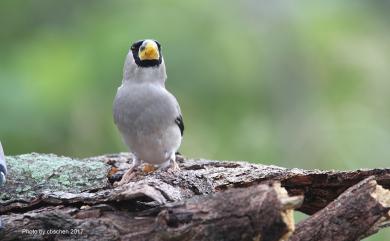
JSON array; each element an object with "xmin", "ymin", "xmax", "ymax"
[
  {"xmin": 170, "ymin": 153, "xmax": 180, "ymax": 171},
  {"xmin": 158, "ymin": 152, "xmax": 180, "ymax": 172},
  {"xmin": 115, "ymin": 156, "xmax": 140, "ymax": 186},
  {"xmin": 168, "ymin": 152, "xmax": 180, "ymax": 172}
]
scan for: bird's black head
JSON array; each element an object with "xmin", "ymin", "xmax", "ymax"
[{"xmin": 131, "ymin": 39, "xmax": 162, "ymax": 68}]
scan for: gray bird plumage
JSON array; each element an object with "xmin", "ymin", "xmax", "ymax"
[
  {"xmin": 113, "ymin": 39, "xmax": 183, "ymax": 184},
  {"xmin": 0, "ymin": 142, "xmax": 7, "ymax": 186}
]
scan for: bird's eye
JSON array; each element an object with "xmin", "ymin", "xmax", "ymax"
[{"xmin": 131, "ymin": 46, "xmax": 135, "ymax": 51}]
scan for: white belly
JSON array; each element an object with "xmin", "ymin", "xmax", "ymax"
[{"xmin": 121, "ymin": 125, "xmax": 181, "ymax": 164}]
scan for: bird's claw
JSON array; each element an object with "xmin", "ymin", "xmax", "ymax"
[
  {"xmin": 168, "ymin": 160, "xmax": 181, "ymax": 173},
  {"xmin": 114, "ymin": 169, "xmax": 136, "ymax": 187},
  {"xmin": 142, "ymin": 164, "xmax": 156, "ymax": 173}
]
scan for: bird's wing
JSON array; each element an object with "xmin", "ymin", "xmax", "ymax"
[
  {"xmin": 171, "ymin": 94, "xmax": 184, "ymax": 137},
  {"xmin": 0, "ymin": 142, "xmax": 7, "ymax": 185},
  {"xmin": 175, "ymin": 114, "xmax": 184, "ymax": 136}
]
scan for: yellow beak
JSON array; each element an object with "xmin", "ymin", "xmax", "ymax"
[{"xmin": 138, "ymin": 40, "xmax": 160, "ymax": 61}]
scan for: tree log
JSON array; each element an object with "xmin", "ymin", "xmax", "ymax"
[
  {"xmin": 0, "ymin": 153, "xmax": 389, "ymax": 240},
  {"xmin": 289, "ymin": 176, "xmax": 390, "ymax": 241},
  {"xmin": 0, "ymin": 183, "xmax": 302, "ymax": 241}
]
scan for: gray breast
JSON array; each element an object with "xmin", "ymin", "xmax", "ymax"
[{"xmin": 113, "ymin": 83, "xmax": 179, "ymax": 136}]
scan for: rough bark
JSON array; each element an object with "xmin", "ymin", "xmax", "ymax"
[
  {"xmin": 0, "ymin": 183, "xmax": 303, "ymax": 241},
  {"xmin": 0, "ymin": 153, "xmax": 389, "ymax": 241},
  {"xmin": 289, "ymin": 176, "xmax": 390, "ymax": 241}
]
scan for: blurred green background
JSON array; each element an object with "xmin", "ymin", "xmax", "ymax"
[{"xmin": 0, "ymin": 0, "xmax": 389, "ymax": 239}]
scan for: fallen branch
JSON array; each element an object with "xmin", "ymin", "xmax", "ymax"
[
  {"xmin": 0, "ymin": 153, "xmax": 389, "ymax": 240},
  {"xmin": 289, "ymin": 176, "xmax": 390, "ymax": 241},
  {"xmin": 0, "ymin": 183, "xmax": 302, "ymax": 241}
]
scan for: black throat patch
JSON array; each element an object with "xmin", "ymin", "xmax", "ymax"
[{"xmin": 131, "ymin": 40, "xmax": 162, "ymax": 68}]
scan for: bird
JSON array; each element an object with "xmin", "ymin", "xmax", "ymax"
[
  {"xmin": 0, "ymin": 142, "xmax": 5, "ymax": 230},
  {"xmin": 113, "ymin": 39, "xmax": 184, "ymax": 185},
  {"xmin": 0, "ymin": 142, "xmax": 7, "ymax": 186}
]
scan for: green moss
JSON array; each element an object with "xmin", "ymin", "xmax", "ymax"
[{"xmin": 0, "ymin": 153, "xmax": 110, "ymax": 202}]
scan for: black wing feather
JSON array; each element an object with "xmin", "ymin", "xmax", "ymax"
[
  {"xmin": 175, "ymin": 115, "xmax": 184, "ymax": 136},
  {"xmin": 0, "ymin": 142, "xmax": 7, "ymax": 176}
]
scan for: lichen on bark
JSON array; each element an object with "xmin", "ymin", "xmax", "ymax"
[{"xmin": 0, "ymin": 153, "xmax": 110, "ymax": 202}]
